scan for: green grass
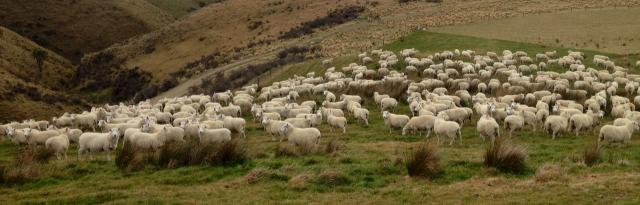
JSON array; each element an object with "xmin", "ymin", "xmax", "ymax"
[{"xmin": 2, "ymin": 31, "xmax": 640, "ymax": 204}]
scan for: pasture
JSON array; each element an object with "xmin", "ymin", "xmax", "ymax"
[
  {"xmin": 2, "ymin": 31, "xmax": 640, "ymax": 204},
  {"xmin": 431, "ymin": 7, "xmax": 640, "ymax": 55}
]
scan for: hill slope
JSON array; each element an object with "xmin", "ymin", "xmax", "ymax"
[
  {"xmin": 0, "ymin": 26, "xmax": 86, "ymax": 122},
  {"xmin": 0, "ymin": 0, "xmax": 174, "ymax": 62}
]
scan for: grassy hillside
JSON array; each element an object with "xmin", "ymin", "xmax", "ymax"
[
  {"xmin": 0, "ymin": 0, "xmax": 174, "ymax": 62},
  {"xmin": 0, "ymin": 26, "xmax": 87, "ymax": 122},
  {"xmin": 2, "ymin": 32, "xmax": 640, "ymax": 204},
  {"xmin": 146, "ymin": 0, "xmax": 225, "ymax": 18},
  {"xmin": 432, "ymin": 7, "xmax": 640, "ymax": 55}
]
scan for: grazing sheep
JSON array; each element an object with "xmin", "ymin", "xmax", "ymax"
[
  {"xmin": 77, "ymin": 128, "xmax": 120, "ymax": 161},
  {"xmin": 285, "ymin": 117, "xmax": 311, "ymax": 128},
  {"xmin": 544, "ymin": 114, "xmax": 570, "ymax": 140},
  {"xmin": 598, "ymin": 122, "xmax": 640, "ymax": 147},
  {"xmin": 477, "ymin": 115, "xmax": 500, "ymax": 142},
  {"xmin": 402, "ymin": 115, "xmax": 436, "ymax": 137},
  {"xmin": 382, "ymin": 111, "xmax": 410, "ymax": 134},
  {"xmin": 279, "ymin": 124, "xmax": 321, "ymax": 147},
  {"xmin": 433, "ymin": 113, "xmax": 462, "ymax": 145},
  {"xmin": 324, "ymin": 91, "xmax": 336, "ymax": 102},
  {"xmin": 24, "ymin": 128, "xmax": 60, "ymax": 146},
  {"xmin": 46, "ymin": 131, "xmax": 70, "ymax": 160},
  {"xmin": 352, "ymin": 108, "xmax": 370, "ymax": 126},
  {"xmin": 380, "ymin": 97, "xmax": 398, "ymax": 111},
  {"xmin": 327, "ymin": 114, "xmax": 347, "ymax": 133},
  {"xmin": 198, "ymin": 125, "xmax": 232, "ymax": 144}
]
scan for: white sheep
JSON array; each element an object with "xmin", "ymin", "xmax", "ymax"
[
  {"xmin": 568, "ymin": 111, "xmax": 602, "ymax": 136},
  {"xmin": 220, "ymin": 115, "xmax": 246, "ymax": 138},
  {"xmin": 78, "ymin": 128, "xmax": 120, "ymax": 161},
  {"xmin": 380, "ymin": 97, "xmax": 398, "ymax": 111},
  {"xmin": 198, "ymin": 125, "xmax": 231, "ymax": 144},
  {"xmin": 72, "ymin": 113, "xmax": 98, "ymax": 131},
  {"xmin": 279, "ymin": 124, "xmax": 321, "ymax": 147},
  {"xmin": 598, "ymin": 122, "xmax": 639, "ymax": 147},
  {"xmin": 544, "ymin": 114, "xmax": 569, "ymax": 139},
  {"xmin": 504, "ymin": 108, "xmax": 524, "ymax": 137},
  {"xmin": 374, "ymin": 92, "xmax": 390, "ymax": 104},
  {"xmin": 262, "ymin": 119, "xmax": 291, "ymax": 141},
  {"xmin": 45, "ymin": 131, "xmax": 70, "ymax": 160},
  {"xmin": 285, "ymin": 117, "xmax": 311, "ymax": 128},
  {"xmin": 352, "ymin": 108, "xmax": 370, "ymax": 126},
  {"xmin": 24, "ymin": 128, "xmax": 60, "ymax": 146},
  {"xmin": 402, "ymin": 115, "xmax": 436, "ymax": 137},
  {"xmin": 477, "ymin": 115, "xmax": 500, "ymax": 142},
  {"xmin": 129, "ymin": 127, "xmax": 169, "ymax": 150},
  {"xmin": 382, "ymin": 111, "xmax": 410, "ymax": 134},
  {"xmin": 6, "ymin": 127, "xmax": 28, "ymax": 145},
  {"xmin": 327, "ymin": 114, "xmax": 347, "ymax": 133},
  {"xmin": 433, "ymin": 113, "xmax": 462, "ymax": 145},
  {"xmin": 324, "ymin": 91, "xmax": 336, "ymax": 102}
]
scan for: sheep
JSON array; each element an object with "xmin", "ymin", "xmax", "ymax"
[
  {"xmin": 45, "ymin": 131, "xmax": 70, "ymax": 160},
  {"xmin": 279, "ymin": 124, "xmax": 321, "ymax": 148},
  {"xmin": 352, "ymin": 108, "xmax": 370, "ymax": 126},
  {"xmin": 285, "ymin": 117, "xmax": 311, "ymax": 128},
  {"xmin": 65, "ymin": 128, "xmax": 83, "ymax": 144},
  {"xmin": 6, "ymin": 127, "xmax": 28, "ymax": 145},
  {"xmin": 219, "ymin": 115, "xmax": 246, "ymax": 138},
  {"xmin": 296, "ymin": 111, "xmax": 323, "ymax": 127},
  {"xmin": 324, "ymin": 91, "xmax": 336, "ymax": 102},
  {"xmin": 503, "ymin": 110, "xmax": 524, "ymax": 138},
  {"xmin": 24, "ymin": 128, "xmax": 60, "ymax": 146},
  {"xmin": 216, "ymin": 104, "xmax": 242, "ymax": 117},
  {"xmin": 441, "ymin": 108, "xmax": 473, "ymax": 126},
  {"xmin": 598, "ymin": 122, "xmax": 640, "ymax": 147},
  {"xmin": 53, "ymin": 116, "xmax": 73, "ymax": 127},
  {"xmin": 198, "ymin": 125, "xmax": 232, "ymax": 144},
  {"xmin": 380, "ymin": 97, "xmax": 398, "ymax": 111},
  {"xmin": 262, "ymin": 119, "xmax": 291, "ymax": 141},
  {"xmin": 568, "ymin": 111, "xmax": 602, "ymax": 136},
  {"xmin": 382, "ymin": 111, "xmax": 410, "ymax": 134},
  {"xmin": 129, "ymin": 127, "xmax": 169, "ymax": 150},
  {"xmin": 433, "ymin": 113, "xmax": 462, "ymax": 145},
  {"xmin": 327, "ymin": 114, "xmax": 347, "ymax": 133},
  {"xmin": 544, "ymin": 114, "xmax": 569, "ymax": 140},
  {"xmin": 77, "ymin": 128, "xmax": 120, "ymax": 161},
  {"xmin": 321, "ymin": 107, "xmax": 344, "ymax": 118},
  {"xmin": 477, "ymin": 115, "xmax": 500, "ymax": 142},
  {"xmin": 374, "ymin": 92, "xmax": 390, "ymax": 104},
  {"xmin": 402, "ymin": 115, "xmax": 436, "ymax": 137},
  {"xmin": 72, "ymin": 113, "xmax": 98, "ymax": 131}
]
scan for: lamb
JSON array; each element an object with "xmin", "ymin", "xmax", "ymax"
[
  {"xmin": 77, "ymin": 128, "xmax": 120, "ymax": 161},
  {"xmin": 45, "ymin": 131, "xmax": 70, "ymax": 160},
  {"xmin": 433, "ymin": 113, "xmax": 462, "ymax": 145},
  {"xmin": 327, "ymin": 114, "xmax": 347, "ymax": 133},
  {"xmin": 24, "ymin": 128, "xmax": 60, "ymax": 146},
  {"xmin": 380, "ymin": 97, "xmax": 398, "ymax": 111},
  {"xmin": 279, "ymin": 124, "xmax": 321, "ymax": 147},
  {"xmin": 598, "ymin": 122, "xmax": 640, "ymax": 147},
  {"xmin": 352, "ymin": 108, "xmax": 370, "ymax": 126},
  {"xmin": 402, "ymin": 115, "xmax": 436, "ymax": 137},
  {"xmin": 544, "ymin": 114, "xmax": 569, "ymax": 139},
  {"xmin": 382, "ymin": 111, "xmax": 410, "ymax": 134},
  {"xmin": 198, "ymin": 125, "xmax": 232, "ymax": 144},
  {"xmin": 476, "ymin": 115, "xmax": 500, "ymax": 142}
]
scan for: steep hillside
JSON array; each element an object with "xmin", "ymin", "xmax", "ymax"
[
  {"xmin": 0, "ymin": 27, "xmax": 87, "ymax": 122},
  {"xmin": 146, "ymin": 0, "xmax": 226, "ymax": 18},
  {"xmin": 0, "ymin": 0, "xmax": 174, "ymax": 62}
]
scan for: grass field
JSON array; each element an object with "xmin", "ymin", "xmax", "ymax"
[
  {"xmin": 3, "ymin": 31, "xmax": 640, "ymax": 204},
  {"xmin": 431, "ymin": 7, "xmax": 640, "ymax": 55}
]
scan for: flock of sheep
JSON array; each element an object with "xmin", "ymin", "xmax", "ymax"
[{"xmin": 1, "ymin": 47, "xmax": 640, "ymax": 162}]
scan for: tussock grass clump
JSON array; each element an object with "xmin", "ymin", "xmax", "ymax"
[
  {"xmin": 484, "ymin": 137, "xmax": 527, "ymax": 173},
  {"xmin": 116, "ymin": 139, "xmax": 248, "ymax": 172},
  {"xmin": 274, "ymin": 142, "xmax": 325, "ymax": 157},
  {"xmin": 583, "ymin": 144, "xmax": 602, "ymax": 167},
  {"xmin": 315, "ymin": 170, "xmax": 350, "ymax": 186},
  {"xmin": 1, "ymin": 146, "xmax": 54, "ymax": 185},
  {"xmin": 405, "ymin": 142, "xmax": 442, "ymax": 179},
  {"xmin": 324, "ymin": 138, "xmax": 343, "ymax": 154},
  {"xmin": 288, "ymin": 174, "xmax": 313, "ymax": 190},
  {"xmin": 535, "ymin": 163, "xmax": 566, "ymax": 183},
  {"xmin": 245, "ymin": 168, "xmax": 270, "ymax": 184}
]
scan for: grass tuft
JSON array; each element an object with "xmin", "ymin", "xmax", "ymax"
[
  {"xmin": 1, "ymin": 146, "xmax": 54, "ymax": 185},
  {"xmin": 583, "ymin": 144, "xmax": 602, "ymax": 167},
  {"xmin": 483, "ymin": 137, "xmax": 527, "ymax": 173},
  {"xmin": 405, "ymin": 141, "xmax": 442, "ymax": 179},
  {"xmin": 535, "ymin": 163, "xmax": 566, "ymax": 183},
  {"xmin": 316, "ymin": 170, "xmax": 350, "ymax": 186}
]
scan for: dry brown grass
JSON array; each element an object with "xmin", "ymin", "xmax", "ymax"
[
  {"xmin": 405, "ymin": 141, "xmax": 442, "ymax": 179},
  {"xmin": 484, "ymin": 137, "xmax": 527, "ymax": 173},
  {"xmin": 534, "ymin": 163, "xmax": 566, "ymax": 183},
  {"xmin": 1, "ymin": 146, "xmax": 54, "ymax": 185},
  {"xmin": 244, "ymin": 168, "xmax": 270, "ymax": 184},
  {"xmin": 584, "ymin": 144, "xmax": 602, "ymax": 167}
]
